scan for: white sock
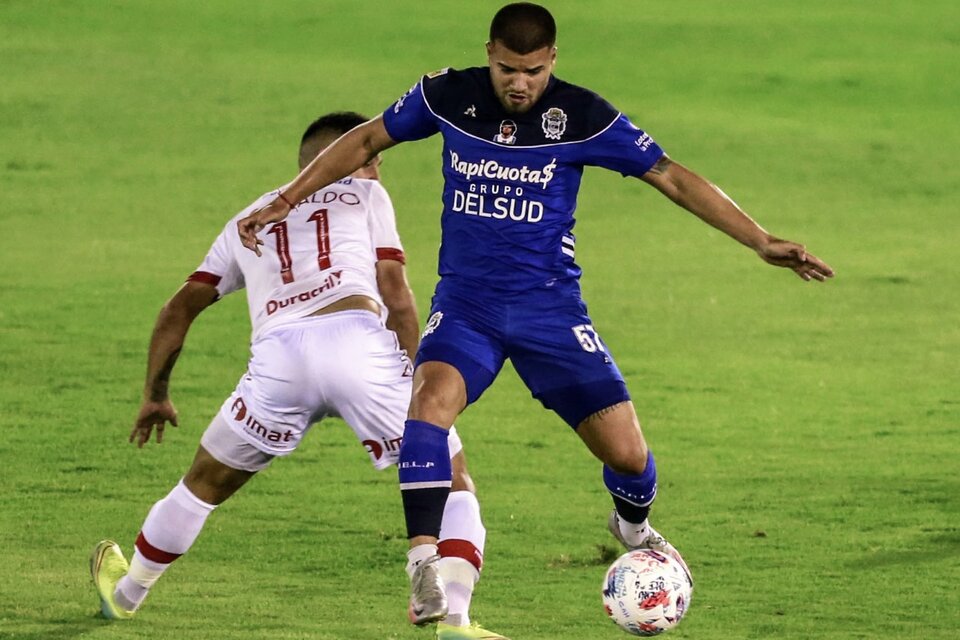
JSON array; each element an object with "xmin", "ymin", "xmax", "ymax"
[
  {"xmin": 406, "ymin": 543, "xmax": 439, "ymax": 579},
  {"xmin": 116, "ymin": 552, "xmax": 166, "ymax": 610},
  {"xmin": 439, "ymin": 558, "xmax": 479, "ymax": 625},
  {"xmin": 114, "ymin": 480, "xmax": 217, "ymax": 610},
  {"xmin": 617, "ymin": 514, "xmax": 651, "ymax": 547},
  {"xmin": 438, "ymin": 491, "xmax": 486, "ymax": 625}
]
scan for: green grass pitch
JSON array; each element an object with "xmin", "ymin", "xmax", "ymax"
[{"xmin": 1, "ymin": 1, "xmax": 958, "ymax": 638}]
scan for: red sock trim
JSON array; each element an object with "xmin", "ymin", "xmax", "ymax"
[
  {"xmin": 438, "ymin": 538, "xmax": 483, "ymax": 572},
  {"xmin": 135, "ymin": 532, "xmax": 182, "ymax": 565}
]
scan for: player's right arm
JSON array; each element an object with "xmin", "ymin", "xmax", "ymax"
[
  {"xmin": 131, "ymin": 281, "xmax": 218, "ymax": 448},
  {"xmin": 134, "ymin": 214, "xmax": 244, "ymax": 447},
  {"xmin": 238, "ymin": 117, "xmax": 398, "ymax": 255}
]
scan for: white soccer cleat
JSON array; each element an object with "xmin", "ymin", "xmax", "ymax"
[
  {"xmin": 607, "ymin": 510, "xmax": 692, "ymax": 585},
  {"xmin": 408, "ymin": 554, "xmax": 448, "ymax": 625},
  {"xmin": 90, "ymin": 540, "xmax": 135, "ymax": 620}
]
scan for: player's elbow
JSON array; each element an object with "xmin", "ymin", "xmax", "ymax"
[
  {"xmin": 357, "ymin": 115, "xmax": 395, "ymax": 159},
  {"xmin": 153, "ymin": 300, "xmax": 192, "ymax": 337},
  {"xmin": 159, "ymin": 283, "xmax": 216, "ymax": 327}
]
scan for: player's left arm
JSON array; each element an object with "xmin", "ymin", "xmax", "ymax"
[
  {"xmin": 132, "ymin": 281, "xmax": 219, "ymax": 448},
  {"xmin": 641, "ymin": 156, "xmax": 834, "ymax": 281},
  {"xmin": 376, "ymin": 259, "xmax": 420, "ymax": 362}
]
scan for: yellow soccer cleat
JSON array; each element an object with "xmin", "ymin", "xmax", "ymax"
[
  {"xmin": 90, "ymin": 540, "xmax": 134, "ymax": 620},
  {"xmin": 436, "ymin": 621, "xmax": 511, "ymax": 640}
]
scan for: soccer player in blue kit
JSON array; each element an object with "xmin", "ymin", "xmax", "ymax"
[{"xmin": 239, "ymin": 2, "xmax": 834, "ymax": 632}]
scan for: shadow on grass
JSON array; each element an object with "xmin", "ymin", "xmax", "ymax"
[
  {"xmin": 849, "ymin": 530, "xmax": 960, "ymax": 569},
  {"xmin": 549, "ymin": 544, "xmax": 621, "ymax": 568}
]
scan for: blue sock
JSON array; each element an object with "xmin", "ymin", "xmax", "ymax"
[
  {"xmin": 399, "ymin": 420, "xmax": 452, "ymax": 539},
  {"xmin": 603, "ymin": 451, "xmax": 657, "ymax": 524}
]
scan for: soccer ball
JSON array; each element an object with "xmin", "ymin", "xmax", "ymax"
[{"xmin": 601, "ymin": 549, "xmax": 693, "ymax": 636}]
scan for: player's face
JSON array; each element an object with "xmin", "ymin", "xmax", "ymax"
[{"xmin": 486, "ymin": 40, "xmax": 556, "ymax": 114}]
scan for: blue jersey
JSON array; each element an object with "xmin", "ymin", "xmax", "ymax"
[{"xmin": 382, "ymin": 66, "xmax": 664, "ymax": 293}]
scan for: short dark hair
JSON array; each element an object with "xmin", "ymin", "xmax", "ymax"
[
  {"xmin": 300, "ymin": 111, "xmax": 368, "ymax": 147},
  {"xmin": 489, "ymin": 3, "xmax": 556, "ymax": 54}
]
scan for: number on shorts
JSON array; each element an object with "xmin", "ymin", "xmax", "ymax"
[{"xmin": 572, "ymin": 324, "xmax": 606, "ymax": 353}]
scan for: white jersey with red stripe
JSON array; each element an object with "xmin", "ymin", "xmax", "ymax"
[{"xmin": 190, "ymin": 177, "xmax": 405, "ymax": 340}]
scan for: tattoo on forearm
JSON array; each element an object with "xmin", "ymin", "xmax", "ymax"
[
  {"xmin": 647, "ymin": 156, "xmax": 673, "ymax": 176},
  {"xmin": 149, "ymin": 347, "xmax": 181, "ymax": 401}
]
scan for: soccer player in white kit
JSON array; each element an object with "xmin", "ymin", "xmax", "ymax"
[{"xmin": 90, "ymin": 112, "xmax": 502, "ymax": 639}]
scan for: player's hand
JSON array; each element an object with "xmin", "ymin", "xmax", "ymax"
[
  {"xmin": 756, "ymin": 238, "xmax": 834, "ymax": 282},
  {"xmin": 130, "ymin": 399, "xmax": 179, "ymax": 448},
  {"xmin": 237, "ymin": 199, "xmax": 291, "ymax": 256}
]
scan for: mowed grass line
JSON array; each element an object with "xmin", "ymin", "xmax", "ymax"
[{"xmin": 1, "ymin": 1, "xmax": 958, "ymax": 638}]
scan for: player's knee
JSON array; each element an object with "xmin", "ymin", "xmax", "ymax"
[
  {"xmin": 408, "ymin": 384, "xmax": 462, "ymax": 425},
  {"xmin": 603, "ymin": 440, "xmax": 650, "ymax": 475},
  {"xmin": 183, "ymin": 448, "xmax": 253, "ymax": 504},
  {"xmin": 183, "ymin": 469, "xmax": 228, "ymax": 504},
  {"xmin": 408, "ymin": 362, "xmax": 467, "ymax": 425}
]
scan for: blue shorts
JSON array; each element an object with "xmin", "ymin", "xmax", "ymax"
[{"xmin": 415, "ymin": 280, "xmax": 629, "ymax": 428}]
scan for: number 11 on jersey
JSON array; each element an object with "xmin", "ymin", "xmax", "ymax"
[{"xmin": 266, "ymin": 208, "xmax": 331, "ymax": 285}]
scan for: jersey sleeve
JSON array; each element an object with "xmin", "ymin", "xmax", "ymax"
[
  {"xmin": 580, "ymin": 113, "xmax": 664, "ymax": 178},
  {"xmin": 187, "ymin": 221, "xmax": 245, "ymax": 297},
  {"xmin": 381, "ymin": 76, "xmax": 441, "ymax": 142},
  {"xmin": 367, "ymin": 182, "xmax": 405, "ymax": 264}
]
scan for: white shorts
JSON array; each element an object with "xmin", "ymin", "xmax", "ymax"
[
  {"xmin": 207, "ymin": 310, "xmax": 462, "ymax": 471},
  {"xmin": 201, "ymin": 413, "xmax": 276, "ymax": 472}
]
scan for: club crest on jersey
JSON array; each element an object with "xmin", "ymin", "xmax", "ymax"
[
  {"xmin": 494, "ymin": 119, "xmax": 517, "ymax": 145},
  {"xmin": 541, "ymin": 107, "xmax": 567, "ymax": 140}
]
